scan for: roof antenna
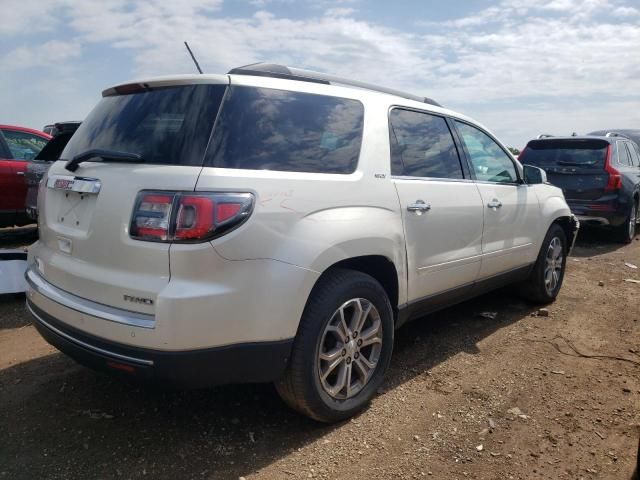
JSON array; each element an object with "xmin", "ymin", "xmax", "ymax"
[{"xmin": 184, "ymin": 41, "xmax": 203, "ymax": 74}]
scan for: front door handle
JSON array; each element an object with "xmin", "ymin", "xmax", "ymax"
[
  {"xmin": 407, "ymin": 200, "xmax": 431, "ymax": 213},
  {"xmin": 16, "ymin": 171, "xmax": 25, "ymax": 176},
  {"xmin": 487, "ymin": 199, "xmax": 502, "ymax": 209}
]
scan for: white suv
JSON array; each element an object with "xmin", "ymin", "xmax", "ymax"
[{"xmin": 26, "ymin": 64, "xmax": 578, "ymax": 422}]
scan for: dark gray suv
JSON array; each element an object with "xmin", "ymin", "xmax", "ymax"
[{"xmin": 519, "ymin": 133, "xmax": 640, "ymax": 243}]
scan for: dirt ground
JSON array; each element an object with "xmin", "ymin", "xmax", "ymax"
[{"xmin": 1, "ymin": 226, "xmax": 638, "ymax": 480}]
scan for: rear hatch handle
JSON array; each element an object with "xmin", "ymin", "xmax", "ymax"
[{"xmin": 64, "ymin": 149, "xmax": 142, "ymax": 172}]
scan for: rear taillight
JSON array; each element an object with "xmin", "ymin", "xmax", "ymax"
[
  {"xmin": 604, "ymin": 145, "xmax": 622, "ymax": 192},
  {"xmin": 130, "ymin": 191, "xmax": 254, "ymax": 243}
]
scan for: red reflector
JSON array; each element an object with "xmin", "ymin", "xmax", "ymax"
[
  {"xmin": 588, "ymin": 204, "xmax": 615, "ymax": 211},
  {"xmin": 217, "ymin": 203, "xmax": 242, "ymax": 223},
  {"xmin": 107, "ymin": 361, "xmax": 136, "ymax": 374}
]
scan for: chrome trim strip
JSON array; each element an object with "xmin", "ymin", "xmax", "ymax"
[
  {"xmin": 25, "ymin": 267, "xmax": 155, "ymax": 329},
  {"xmin": 391, "ymin": 176, "xmax": 475, "ymax": 183},
  {"xmin": 481, "ymin": 242, "xmax": 533, "ymax": 259},
  {"xmin": 26, "ymin": 302, "xmax": 154, "ymax": 366},
  {"xmin": 417, "ymin": 254, "xmax": 482, "ymax": 273}
]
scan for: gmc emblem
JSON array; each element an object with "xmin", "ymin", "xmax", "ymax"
[{"xmin": 54, "ymin": 179, "xmax": 75, "ymax": 190}]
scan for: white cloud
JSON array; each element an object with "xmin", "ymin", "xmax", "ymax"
[{"xmin": 2, "ymin": 40, "xmax": 82, "ymax": 70}]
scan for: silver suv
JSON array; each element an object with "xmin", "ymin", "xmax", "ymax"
[{"xmin": 26, "ymin": 64, "xmax": 578, "ymax": 422}]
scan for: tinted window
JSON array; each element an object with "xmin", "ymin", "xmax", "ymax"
[
  {"xmin": 207, "ymin": 87, "xmax": 363, "ymax": 174},
  {"xmin": 1, "ymin": 129, "xmax": 48, "ymax": 160},
  {"xmin": 625, "ymin": 143, "xmax": 639, "ymax": 167},
  {"xmin": 389, "ymin": 109, "xmax": 463, "ymax": 178},
  {"xmin": 618, "ymin": 142, "xmax": 631, "ymax": 166},
  {"xmin": 455, "ymin": 121, "xmax": 517, "ymax": 183},
  {"xmin": 62, "ymin": 85, "xmax": 225, "ymax": 166},
  {"xmin": 519, "ymin": 139, "xmax": 609, "ymax": 169}
]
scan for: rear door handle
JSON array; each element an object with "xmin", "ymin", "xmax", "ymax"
[
  {"xmin": 487, "ymin": 199, "xmax": 502, "ymax": 209},
  {"xmin": 407, "ymin": 200, "xmax": 431, "ymax": 213},
  {"xmin": 16, "ymin": 171, "xmax": 25, "ymax": 176}
]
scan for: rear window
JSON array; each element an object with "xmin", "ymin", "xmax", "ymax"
[
  {"xmin": 520, "ymin": 139, "xmax": 609, "ymax": 169},
  {"xmin": 206, "ymin": 86, "xmax": 364, "ymax": 174},
  {"xmin": 62, "ymin": 85, "xmax": 226, "ymax": 166}
]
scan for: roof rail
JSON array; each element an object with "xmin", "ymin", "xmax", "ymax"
[
  {"xmin": 228, "ymin": 63, "xmax": 443, "ymax": 107},
  {"xmin": 537, "ymin": 134, "xmax": 554, "ymax": 139},
  {"xmin": 605, "ymin": 131, "xmax": 629, "ymax": 139}
]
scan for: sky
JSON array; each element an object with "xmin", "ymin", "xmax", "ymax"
[{"xmin": 1, "ymin": 0, "xmax": 639, "ymax": 149}]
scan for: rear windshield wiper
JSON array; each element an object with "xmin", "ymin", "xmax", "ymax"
[{"xmin": 64, "ymin": 149, "xmax": 142, "ymax": 172}]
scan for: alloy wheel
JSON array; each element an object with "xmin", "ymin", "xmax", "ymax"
[
  {"xmin": 544, "ymin": 236, "xmax": 563, "ymax": 295},
  {"xmin": 317, "ymin": 298, "xmax": 383, "ymax": 400}
]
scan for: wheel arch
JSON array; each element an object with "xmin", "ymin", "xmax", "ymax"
[{"xmin": 309, "ymin": 255, "xmax": 400, "ymax": 322}]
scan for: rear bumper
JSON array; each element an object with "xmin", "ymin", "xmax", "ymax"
[
  {"xmin": 27, "ymin": 299, "xmax": 293, "ymax": 388},
  {"xmin": 567, "ymin": 200, "xmax": 627, "ymax": 227}
]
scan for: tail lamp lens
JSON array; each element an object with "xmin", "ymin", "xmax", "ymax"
[
  {"xmin": 130, "ymin": 191, "xmax": 254, "ymax": 242},
  {"xmin": 603, "ymin": 145, "xmax": 622, "ymax": 192}
]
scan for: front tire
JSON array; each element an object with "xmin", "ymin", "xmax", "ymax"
[
  {"xmin": 276, "ymin": 269, "xmax": 394, "ymax": 423},
  {"xmin": 519, "ymin": 224, "xmax": 567, "ymax": 304}
]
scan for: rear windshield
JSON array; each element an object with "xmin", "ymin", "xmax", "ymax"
[
  {"xmin": 520, "ymin": 140, "xmax": 608, "ymax": 169},
  {"xmin": 206, "ymin": 86, "xmax": 364, "ymax": 174},
  {"xmin": 61, "ymin": 85, "xmax": 226, "ymax": 166}
]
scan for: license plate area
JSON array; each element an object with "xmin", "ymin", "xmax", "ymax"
[{"xmin": 46, "ymin": 175, "xmax": 101, "ymax": 233}]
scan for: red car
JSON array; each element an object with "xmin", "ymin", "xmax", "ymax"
[{"xmin": 0, "ymin": 125, "xmax": 51, "ymax": 228}]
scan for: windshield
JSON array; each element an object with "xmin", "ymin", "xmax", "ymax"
[
  {"xmin": 62, "ymin": 84, "xmax": 226, "ymax": 166},
  {"xmin": 520, "ymin": 139, "xmax": 609, "ymax": 169}
]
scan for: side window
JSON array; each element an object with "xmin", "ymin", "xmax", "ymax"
[
  {"xmin": 388, "ymin": 109, "xmax": 463, "ymax": 179},
  {"xmin": 455, "ymin": 121, "xmax": 518, "ymax": 183},
  {"xmin": 618, "ymin": 142, "xmax": 631, "ymax": 166},
  {"xmin": 207, "ymin": 87, "xmax": 364, "ymax": 174},
  {"xmin": 634, "ymin": 143, "xmax": 640, "ymax": 166},
  {"xmin": 624, "ymin": 143, "xmax": 639, "ymax": 167},
  {"xmin": 1, "ymin": 129, "xmax": 48, "ymax": 160}
]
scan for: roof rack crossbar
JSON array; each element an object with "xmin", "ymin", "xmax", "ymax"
[{"xmin": 228, "ymin": 63, "xmax": 442, "ymax": 107}]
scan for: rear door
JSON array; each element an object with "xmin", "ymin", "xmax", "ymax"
[
  {"xmin": 519, "ymin": 139, "xmax": 610, "ymax": 201},
  {"xmin": 37, "ymin": 79, "xmax": 228, "ymax": 313},
  {"xmin": 390, "ymin": 108, "xmax": 484, "ymax": 311},
  {"xmin": 454, "ymin": 120, "xmax": 540, "ymax": 279}
]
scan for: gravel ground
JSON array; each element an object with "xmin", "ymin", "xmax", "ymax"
[{"xmin": 0, "ymin": 227, "xmax": 638, "ymax": 479}]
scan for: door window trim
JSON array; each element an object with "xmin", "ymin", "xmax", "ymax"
[
  {"xmin": 449, "ymin": 119, "xmax": 523, "ymax": 185},
  {"xmin": 387, "ymin": 105, "xmax": 470, "ymax": 182}
]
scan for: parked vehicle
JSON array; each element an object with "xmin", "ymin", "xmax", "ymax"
[
  {"xmin": 519, "ymin": 133, "xmax": 640, "ymax": 243},
  {"xmin": 0, "ymin": 125, "xmax": 50, "ymax": 228},
  {"xmin": 25, "ymin": 64, "xmax": 578, "ymax": 422},
  {"xmin": 588, "ymin": 129, "xmax": 640, "ymax": 146},
  {"xmin": 25, "ymin": 122, "xmax": 81, "ymax": 220}
]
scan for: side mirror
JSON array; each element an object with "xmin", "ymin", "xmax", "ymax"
[{"xmin": 523, "ymin": 164, "xmax": 547, "ymax": 185}]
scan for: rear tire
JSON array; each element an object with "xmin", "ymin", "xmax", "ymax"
[
  {"xmin": 276, "ymin": 269, "xmax": 394, "ymax": 423},
  {"xmin": 614, "ymin": 200, "xmax": 638, "ymax": 244},
  {"xmin": 519, "ymin": 224, "xmax": 567, "ymax": 304}
]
